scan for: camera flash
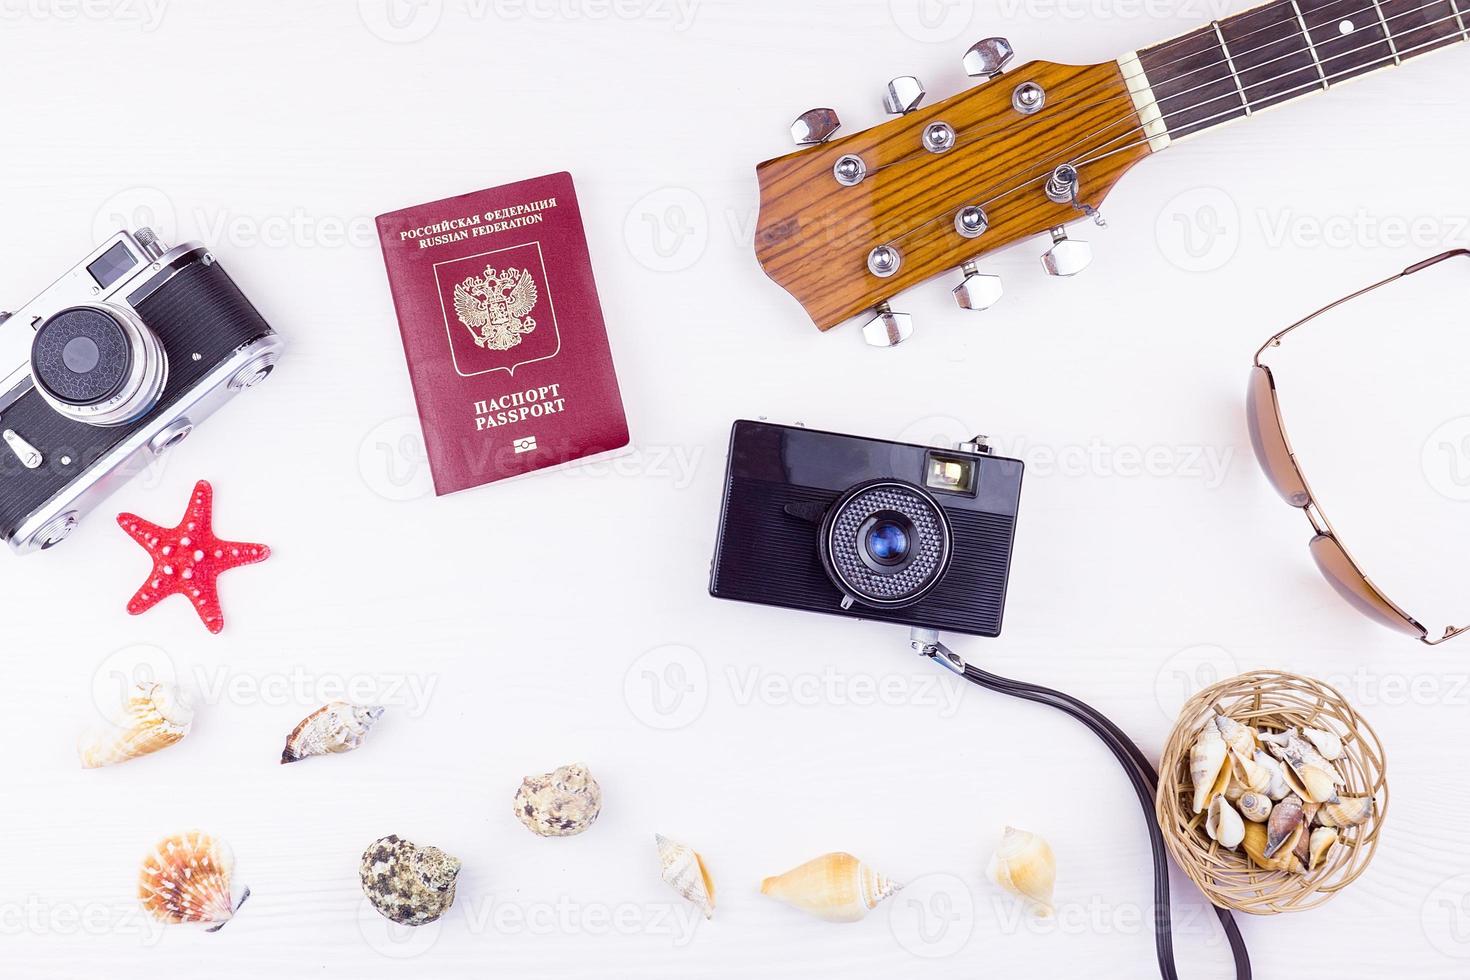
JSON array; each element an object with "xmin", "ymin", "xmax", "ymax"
[{"xmin": 925, "ymin": 453, "xmax": 976, "ymax": 494}]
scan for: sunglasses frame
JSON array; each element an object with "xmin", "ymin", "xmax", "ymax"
[{"xmin": 1251, "ymin": 248, "xmax": 1470, "ymax": 646}]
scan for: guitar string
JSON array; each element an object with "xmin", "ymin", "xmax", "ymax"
[
  {"xmin": 874, "ymin": 18, "xmax": 1466, "ymax": 254},
  {"xmin": 860, "ymin": 0, "xmax": 1455, "ymax": 185}
]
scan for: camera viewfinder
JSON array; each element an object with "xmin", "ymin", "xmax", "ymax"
[{"xmin": 925, "ymin": 452, "xmax": 977, "ymax": 495}]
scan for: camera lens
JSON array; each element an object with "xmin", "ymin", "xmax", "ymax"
[
  {"xmin": 820, "ymin": 481, "xmax": 952, "ymax": 608},
  {"xmin": 861, "ymin": 514, "xmax": 912, "ymax": 566},
  {"xmin": 30, "ymin": 305, "xmax": 167, "ymax": 426}
]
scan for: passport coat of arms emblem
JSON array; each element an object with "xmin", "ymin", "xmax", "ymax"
[{"xmin": 452, "ymin": 266, "xmax": 538, "ymax": 351}]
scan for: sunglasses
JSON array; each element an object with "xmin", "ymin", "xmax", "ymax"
[{"xmin": 1247, "ymin": 249, "xmax": 1469, "ymax": 645}]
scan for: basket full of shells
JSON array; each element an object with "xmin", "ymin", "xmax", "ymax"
[{"xmin": 1155, "ymin": 670, "xmax": 1387, "ymax": 915}]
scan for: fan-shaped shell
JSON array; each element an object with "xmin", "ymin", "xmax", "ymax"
[
  {"xmin": 138, "ymin": 831, "xmax": 249, "ymax": 931},
  {"xmin": 281, "ymin": 702, "xmax": 384, "ymax": 764},
  {"xmin": 760, "ymin": 852, "xmax": 900, "ymax": 923},
  {"xmin": 80, "ymin": 681, "xmax": 193, "ymax": 769},
  {"xmin": 656, "ymin": 835, "xmax": 715, "ymax": 919}
]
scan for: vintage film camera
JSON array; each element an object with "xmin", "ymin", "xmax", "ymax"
[
  {"xmin": 0, "ymin": 229, "xmax": 283, "ymax": 553},
  {"xmin": 709, "ymin": 420, "xmax": 1024, "ymax": 636}
]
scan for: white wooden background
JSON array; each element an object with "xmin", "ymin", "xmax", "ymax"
[{"xmin": 2, "ymin": 2, "xmax": 1468, "ymax": 977}]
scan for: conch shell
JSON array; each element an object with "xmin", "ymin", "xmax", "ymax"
[
  {"xmin": 1214, "ymin": 714, "xmax": 1258, "ymax": 758},
  {"xmin": 281, "ymin": 702, "xmax": 384, "ymax": 764},
  {"xmin": 761, "ymin": 852, "xmax": 900, "ymax": 923},
  {"xmin": 1318, "ymin": 795, "xmax": 1374, "ymax": 829},
  {"xmin": 1252, "ymin": 750, "xmax": 1291, "ymax": 801},
  {"xmin": 81, "ymin": 681, "xmax": 193, "ymax": 769},
  {"xmin": 138, "ymin": 831, "xmax": 249, "ymax": 931},
  {"xmin": 1265, "ymin": 795, "xmax": 1304, "ymax": 858},
  {"xmin": 1189, "ymin": 727, "xmax": 1230, "ymax": 814},
  {"xmin": 656, "ymin": 835, "xmax": 715, "ymax": 919},
  {"xmin": 1303, "ymin": 727, "xmax": 1344, "ymax": 761},
  {"xmin": 1237, "ymin": 792, "xmax": 1272, "ymax": 823},
  {"xmin": 1243, "ymin": 821, "xmax": 1304, "ymax": 874},
  {"xmin": 1308, "ymin": 826, "xmax": 1338, "ymax": 871},
  {"xmin": 1206, "ymin": 795, "xmax": 1245, "ymax": 849},
  {"xmin": 1273, "ymin": 742, "xmax": 1340, "ymax": 805},
  {"xmin": 513, "ymin": 763, "xmax": 602, "ymax": 837},
  {"xmin": 986, "ymin": 826, "xmax": 1056, "ymax": 917}
]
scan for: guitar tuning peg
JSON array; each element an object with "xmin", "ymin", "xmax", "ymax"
[
  {"xmin": 862, "ymin": 303, "xmax": 914, "ymax": 347},
  {"xmin": 1041, "ymin": 226, "xmax": 1092, "ymax": 277},
  {"xmin": 953, "ymin": 261, "xmax": 1004, "ymax": 311},
  {"xmin": 962, "ymin": 37, "xmax": 1014, "ymax": 80},
  {"xmin": 791, "ymin": 108, "xmax": 841, "ymax": 145},
  {"xmin": 882, "ymin": 76, "xmax": 926, "ymax": 115}
]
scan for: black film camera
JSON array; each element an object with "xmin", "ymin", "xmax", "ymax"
[
  {"xmin": 709, "ymin": 420, "xmax": 1024, "ymax": 636},
  {"xmin": 0, "ymin": 228, "xmax": 283, "ymax": 553}
]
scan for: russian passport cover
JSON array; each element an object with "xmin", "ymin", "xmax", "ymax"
[{"xmin": 376, "ymin": 172, "xmax": 629, "ymax": 495}]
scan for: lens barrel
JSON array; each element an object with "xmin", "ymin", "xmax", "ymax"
[
  {"xmin": 30, "ymin": 304, "xmax": 167, "ymax": 426},
  {"xmin": 819, "ymin": 480, "xmax": 952, "ymax": 608}
]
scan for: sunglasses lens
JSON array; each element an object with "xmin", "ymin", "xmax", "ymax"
[
  {"xmin": 1247, "ymin": 366, "xmax": 1311, "ymax": 507},
  {"xmin": 1308, "ymin": 533, "xmax": 1425, "ymax": 637}
]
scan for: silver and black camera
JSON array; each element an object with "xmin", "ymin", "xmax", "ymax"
[
  {"xmin": 0, "ymin": 229, "xmax": 283, "ymax": 553},
  {"xmin": 709, "ymin": 420, "xmax": 1024, "ymax": 636}
]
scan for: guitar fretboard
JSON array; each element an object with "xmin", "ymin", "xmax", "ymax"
[{"xmin": 1123, "ymin": 0, "xmax": 1468, "ymax": 144}]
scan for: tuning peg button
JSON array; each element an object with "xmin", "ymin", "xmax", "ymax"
[
  {"xmin": 962, "ymin": 37, "xmax": 1014, "ymax": 79},
  {"xmin": 953, "ymin": 262, "xmax": 1004, "ymax": 311},
  {"xmin": 883, "ymin": 76, "xmax": 926, "ymax": 115},
  {"xmin": 862, "ymin": 303, "xmax": 914, "ymax": 347},
  {"xmin": 1041, "ymin": 227, "xmax": 1092, "ymax": 277},
  {"xmin": 791, "ymin": 108, "xmax": 841, "ymax": 145}
]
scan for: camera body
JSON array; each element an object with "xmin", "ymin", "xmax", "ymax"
[
  {"xmin": 0, "ymin": 229, "xmax": 283, "ymax": 554},
  {"xmin": 709, "ymin": 420, "xmax": 1024, "ymax": 637}
]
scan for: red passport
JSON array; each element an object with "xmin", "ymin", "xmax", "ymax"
[{"xmin": 376, "ymin": 173, "xmax": 629, "ymax": 495}]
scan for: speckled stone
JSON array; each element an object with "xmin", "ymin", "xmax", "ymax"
[
  {"xmin": 513, "ymin": 763, "xmax": 602, "ymax": 837},
  {"xmin": 359, "ymin": 835, "xmax": 461, "ymax": 926}
]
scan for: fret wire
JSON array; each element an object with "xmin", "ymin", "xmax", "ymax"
[
  {"xmin": 1370, "ymin": 0, "xmax": 1404, "ymax": 63},
  {"xmin": 1290, "ymin": 0, "xmax": 1331, "ymax": 89},
  {"xmin": 1452, "ymin": 0, "xmax": 1470, "ymax": 38},
  {"xmin": 1213, "ymin": 20, "xmax": 1255, "ymax": 115},
  {"xmin": 878, "ymin": 14, "xmax": 1467, "ymax": 253}
]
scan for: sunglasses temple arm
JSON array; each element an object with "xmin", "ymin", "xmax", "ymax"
[{"xmin": 1422, "ymin": 624, "xmax": 1470, "ymax": 646}]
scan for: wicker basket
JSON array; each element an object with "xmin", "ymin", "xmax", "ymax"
[{"xmin": 1155, "ymin": 670, "xmax": 1387, "ymax": 914}]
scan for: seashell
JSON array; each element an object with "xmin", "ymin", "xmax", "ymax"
[
  {"xmin": 1293, "ymin": 823, "xmax": 1311, "ymax": 867},
  {"xmin": 1237, "ymin": 792, "xmax": 1272, "ymax": 823},
  {"xmin": 761, "ymin": 852, "xmax": 900, "ymax": 923},
  {"xmin": 138, "ymin": 831, "xmax": 249, "ymax": 931},
  {"xmin": 1308, "ymin": 826, "xmax": 1338, "ymax": 871},
  {"xmin": 1317, "ymin": 795, "xmax": 1374, "ymax": 829},
  {"xmin": 986, "ymin": 827, "xmax": 1056, "ymax": 917},
  {"xmin": 281, "ymin": 701, "xmax": 384, "ymax": 764},
  {"xmin": 80, "ymin": 681, "xmax": 193, "ymax": 769},
  {"xmin": 1253, "ymin": 750, "xmax": 1291, "ymax": 801},
  {"xmin": 1303, "ymin": 727, "xmax": 1344, "ymax": 761},
  {"xmin": 1281, "ymin": 733, "xmax": 1345, "ymax": 786},
  {"xmin": 360, "ymin": 835, "xmax": 460, "ymax": 926},
  {"xmin": 656, "ymin": 835, "xmax": 715, "ymax": 920},
  {"xmin": 1275, "ymin": 745, "xmax": 1340, "ymax": 805},
  {"xmin": 1214, "ymin": 714, "xmax": 1258, "ymax": 758},
  {"xmin": 513, "ymin": 763, "xmax": 602, "ymax": 837},
  {"xmin": 1265, "ymin": 795, "xmax": 1304, "ymax": 858},
  {"xmin": 1243, "ymin": 821, "xmax": 1305, "ymax": 874},
  {"xmin": 1190, "ymin": 727, "xmax": 1230, "ymax": 814},
  {"xmin": 1206, "ymin": 794, "xmax": 1245, "ymax": 849},
  {"xmin": 1258, "ymin": 727, "xmax": 1296, "ymax": 748}
]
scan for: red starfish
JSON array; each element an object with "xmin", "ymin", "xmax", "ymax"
[{"xmin": 117, "ymin": 480, "xmax": 270, "ymax": 634}]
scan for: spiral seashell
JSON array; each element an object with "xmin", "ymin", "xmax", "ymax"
[
  {"xmin": 1308, "ymin": 826, "xmax": 1338, "ymax": 871},
  {"xmin": 1214, "ymin": 714, "xmax": 1258, "ymax": 758},
  {"xmin": 80, "ymin": 681, "xmax": 193, "ymax": 769},
  {"xmin": 986, "ymin": 827, "xmax": 1056, "ymax": 917},
  {"xmin": 760, "ymin": 852, "xmax": 901, "ymax": 923},
  {"xmin": 1265, "ymin": 795, "xmax": 1304, "ymax": 858},
  {"xmin": 514, "ymin": 763, "xmax": 602, "ymax": 837},
  {"xmin": 1237, "ymin": 792, "xmax": 1272, "ymax": 823},
  {"xmin": 1303, "ymin": 726, "xmax": 1344, "ymax": 761},
  {"xmin": 1243, "ymin": 821, "xmax": 1304, "ymax": 874},
  {"xmin": 656, "ymin": 835, "xmax": 715, "ymax": 919},
  {"xmin": 1317, "ymin": 795, "xmax": 1374, "ymax": 829},
  {"xmin": 281, "ymin": 702, "xmax": 384, "ymax": 764},
  {"xmin": 1189, "ymin": 727, "xmax": 1229, "ymax": 814},
  {"xmin": 1274, "ymin": 744, "xmax": 1340, "ymax": 805},
  {"xmin": 360, "ymin": 835, "xmax": 461, "ymax": 926},
  {"xmin": 1206, "ymin": 795, "xmax": 1246, "ymax": 849},
  {"xmin": 138, "ymin": 831, "xmax": 249, "ymax": 931},
  {"xmin": 1252, "ymin": 750, "xmax": 1291, "ymax": 801}
]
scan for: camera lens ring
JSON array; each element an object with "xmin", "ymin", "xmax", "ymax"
[
  {"xmin": 30, "ymin": 304, "xmax": 168, "ymax": 427},
  {"xmin": 820, "ymin": 480, "xmax": 952, "ymax": 608}
]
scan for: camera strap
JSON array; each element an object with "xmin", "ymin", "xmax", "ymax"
[{"xmin": 913, "ymin": 633, "xmax": 1252, "ymax": 980}]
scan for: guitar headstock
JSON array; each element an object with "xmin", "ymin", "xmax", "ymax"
[{"xmin": 754, "ymin": 38, "xmax": 1155, "ymax": 345}]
